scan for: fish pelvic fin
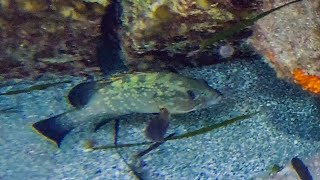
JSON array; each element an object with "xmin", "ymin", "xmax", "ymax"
[
  {"xmin": 32, "ymin": 111, "xmax": 73, "ymax": 147},
  {"xmin": 145, "ymin": 108, "xmax": 170, "ymax": 142}
]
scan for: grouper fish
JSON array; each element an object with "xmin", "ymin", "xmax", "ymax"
[{"xmin": 32, "ymin": 72, "xmax": 222, "ymax": 147}]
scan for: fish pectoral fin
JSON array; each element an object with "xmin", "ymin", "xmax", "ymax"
[
  {"xmin": 145, "ymin": 108, "xmax": 170, "ymax": 142},
  {"xmin": 31, "ymin": 113, "xmax": 72, "ymax": 148}
]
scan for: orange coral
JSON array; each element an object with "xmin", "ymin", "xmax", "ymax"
[{"xmin": 293, "ymin": 68, "xmax": 320, "ymax": 94}]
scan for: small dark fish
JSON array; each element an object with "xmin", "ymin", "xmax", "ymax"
[
  {"xmin": 145, "ymin": 108, "xmax": 170, "ymax": 142},
  {"xmin": 291, "ymin": 157, "xmax": 313, "ymax": 180},
  {"xmin": 97, "ymin": 0, "xmax": 128, "ymax": 76},
  {"xmin": 256, "ymin": 156, "xmax": 315, "ymax": 179}
]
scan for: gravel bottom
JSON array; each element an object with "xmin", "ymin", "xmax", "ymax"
[{"xmin": 1, "ymin": 57, "xmax": 320, "ymax": 180}]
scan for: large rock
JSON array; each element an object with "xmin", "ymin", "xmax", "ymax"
[
  {"xmin": 0, "ymin": 0, "xmax": 108, "ymax": 79},
  {"xmin": 119, "ymin": 0, "xmax": 259, "ymax": 71},
  {"xmin": 250, "ymin": 0, "xmax": 320, "ymax": 93},
  {"xmin": 0, "ymin": 0, "xmax": 259, "ymax": 79}
]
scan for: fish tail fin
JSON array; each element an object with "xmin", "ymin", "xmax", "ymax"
[{"xmin": 32, "ymin": 112, "xmax": 74, "ymax": 147}]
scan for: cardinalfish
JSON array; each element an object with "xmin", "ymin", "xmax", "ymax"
[{"xmin": 32, "ymin": 72, "xmax": 222, "ymax": 147}]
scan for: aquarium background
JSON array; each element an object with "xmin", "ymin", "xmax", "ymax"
[{"xmin": 1, "ymin": 0, "xmax": 320, "ymax": 179}]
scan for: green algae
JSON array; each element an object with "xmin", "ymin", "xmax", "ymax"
[
  {"xmin": 91, "ymin": 111, "xmax": 259, "ymax": 150},
  {"xmin": 200, "ymin": 0, "xmax": 303, "ymax": 49},
  {"xmin": 166, "ymin": 112, "xmax": 259, "ymax": 140},
  {"xmin": 0, "ymin": 80, "xmax": 72, "ymax": 95},
  {"xmin": 271, "ymin": 164, "xmax": 282, "ymax": 174},
  {"xmin": 0, "ymin": 106, "xmax": 21, "ymax": 113},
  {"xmin": 135, "ymin": 133, "xmax": 176, "ymax": 158}
]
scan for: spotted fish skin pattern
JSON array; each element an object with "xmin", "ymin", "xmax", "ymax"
[
  {"xmin": 32, "ymin": 72, "xmax": 222, "ymax": 147},
  {"xmin": 82, "ymin": 72, "xmax": 221, "ymax": 114}
]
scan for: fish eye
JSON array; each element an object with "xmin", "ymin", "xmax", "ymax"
[{"xmin": 187, "ymin": 90, "xmax": 197, "ymax": 100}]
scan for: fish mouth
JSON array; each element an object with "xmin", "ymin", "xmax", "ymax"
[
  {"xmin": 187, "ymin": 95, "xmax": 222, "ymax": 111},
  {"xmin": 202, "ymin": 93, "xmax": 222, "ymax": 108},
  {"xmin": 180, "ymin": 94, "xmax": 223, "ymax": 113}
]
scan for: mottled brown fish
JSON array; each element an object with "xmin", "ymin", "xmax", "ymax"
[{"xmin": 32, "ymin": 72, "xmax": 222, "ymax": 147}]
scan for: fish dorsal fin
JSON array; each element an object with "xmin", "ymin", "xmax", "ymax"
[{"xmin": 68, "ymin": 81, "xmax": 97, "ymax": 108}]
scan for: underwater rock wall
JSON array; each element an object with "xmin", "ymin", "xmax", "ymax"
[
  {"xmin": 0, "ymin": 0, "xmax": 260, "ymax": 79},
  {"xmin": 119, "ymin": 0, "xmax": 259, "ymax": 71},
  {"xmin": 0, "ymin": 0, "xmax": 108, "ymax": 79},
  {"xmin": 2, "ymin": 0, "xmax": 320, "ymax": 95},
  {"xmin": 250, "ymin": 0, "xmax": 320, "ymax": 93}
]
